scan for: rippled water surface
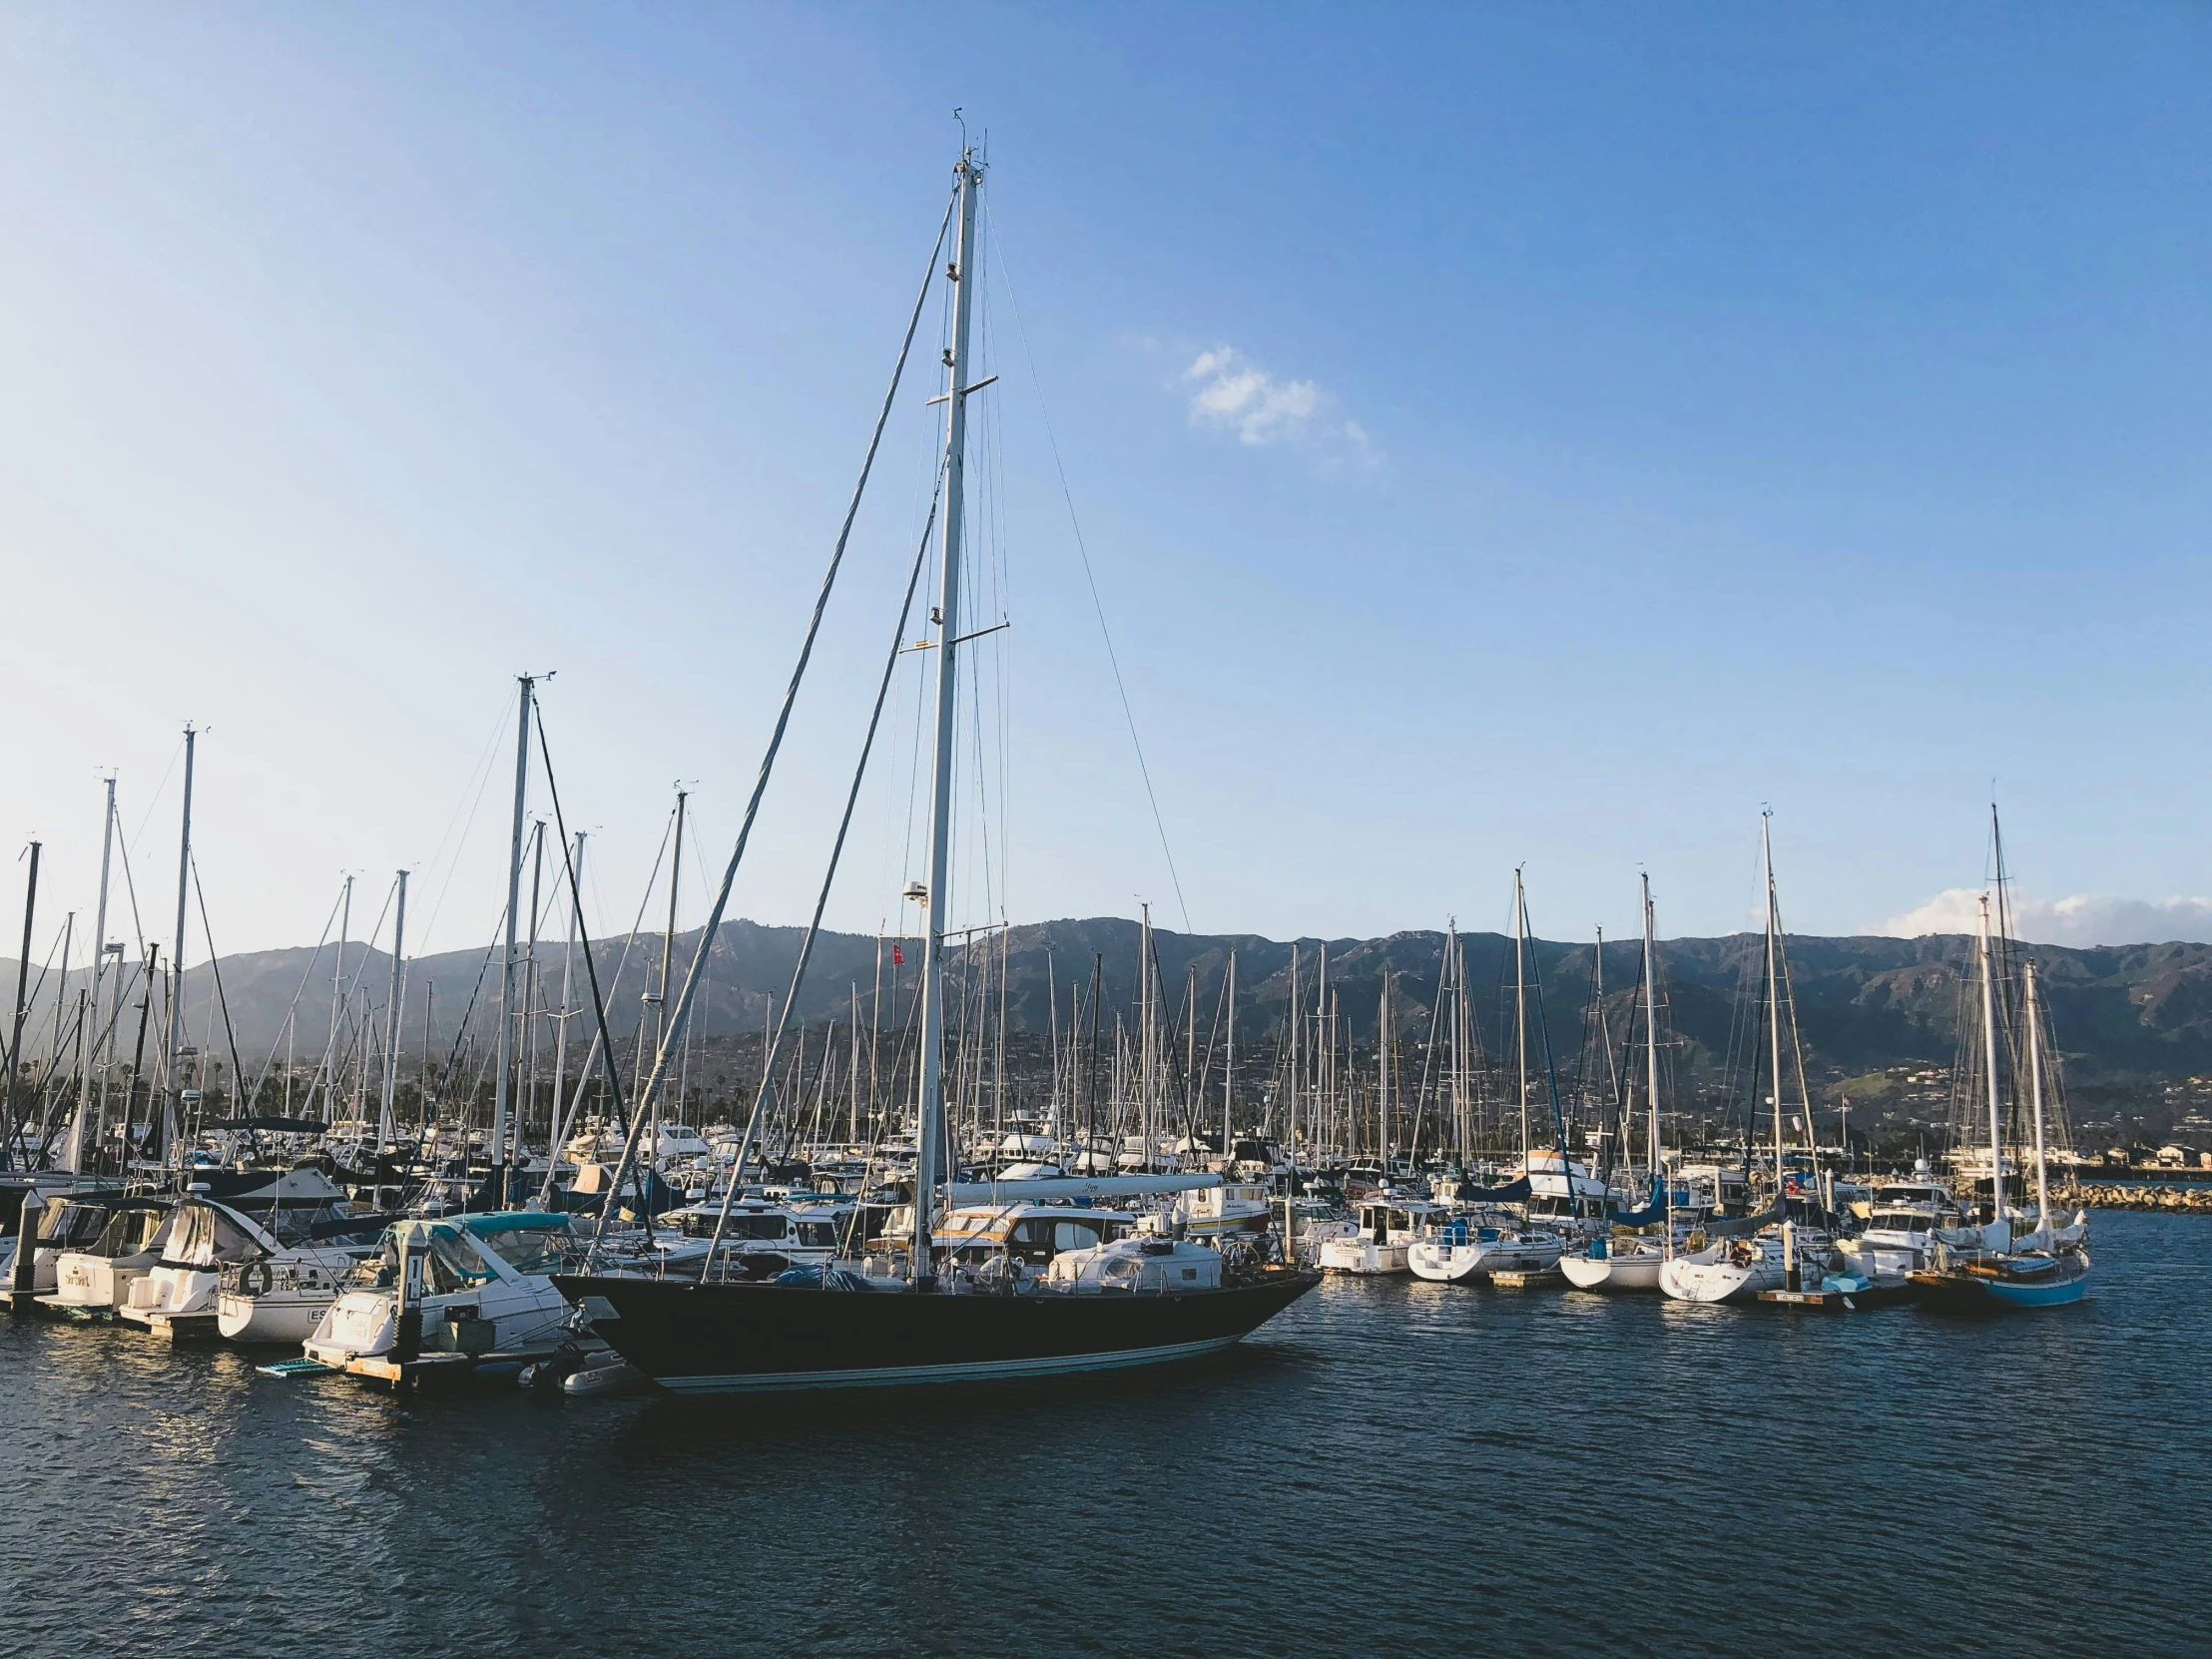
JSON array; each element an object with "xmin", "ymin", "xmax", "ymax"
[{"xmin": 3, "ymin": 1211, "xmax": 2204, "ymax": 1658}]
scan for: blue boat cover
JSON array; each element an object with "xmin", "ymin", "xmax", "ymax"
[
  {"xmin": 1454, "ymin": 1176, "xmax": 1531, "ymax": 1204},
  {"xmin": 1608, "ymin": 1177, "xmax": 1666, "ymax": 1228}
]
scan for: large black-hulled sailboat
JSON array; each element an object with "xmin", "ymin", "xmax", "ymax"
[{"xmin": 555, "ymin": 145, "xmax": 1317, "ymax": 1392}]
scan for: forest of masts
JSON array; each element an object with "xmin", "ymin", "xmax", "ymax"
[{"xmin": 14, "ymin": 896, "xmax": 1759, "ymax": 1179}]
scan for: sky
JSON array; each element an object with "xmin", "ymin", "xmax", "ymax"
[{"xmin": 1, "ymin": 3, "xmax": 2208, "ymax": 965}]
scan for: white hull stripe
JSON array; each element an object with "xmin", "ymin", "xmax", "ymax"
[{"xmin": 653, "ymin": 1335, "xmax": 1246, "ymax": 1394}]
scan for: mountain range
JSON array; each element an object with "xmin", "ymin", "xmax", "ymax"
[{"xmin": 9, "ymin": 917, "xmax": 2212, "ymax": 1097}]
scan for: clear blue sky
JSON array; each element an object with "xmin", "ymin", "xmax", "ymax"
[{"xmin": 2, "ymin": 4, "xmax": 2207, "ymax": 960}]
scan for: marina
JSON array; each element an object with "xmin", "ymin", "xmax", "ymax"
[{"xmin": 3, "ymin": 8, "xmax": 2207, "ymax": 1655}]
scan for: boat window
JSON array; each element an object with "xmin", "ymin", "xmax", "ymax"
[
  {"xmin": 253, "ymin": 1206, "xmax": 342, "ymax": 1248},
  {"xmin": 1054, "ymin": 1221, "xmax": 1099, "ymax": 1252},
  {"xmin": 792, "ymin": 1221, "xmax": 840, "ymax": 1249},
  {"xmin": 38, "ymin": 1202, "xmax": 114, "ymax": 1248},
  {"xmin": 422, "ymin": 1231, "xmax": 498, "ymax": 1292},
  {"xmin": 473, "ymin": 1227, "xmax": 575, "ymax": 1276},
  {"xmin": 722, "ymin": 1214, "xmax": 788, "ymax": 1242},
  {"xmin": 346, "ymin": 1245, "xmax": 398, "ymax": 1289},
  {"xmin": 90, "ymin": 1208, "xmax": 170, "ymax": 1259},
  {"xmin": 165, "ymin": 1204, "xmax": 254, "ymax": 1266}
]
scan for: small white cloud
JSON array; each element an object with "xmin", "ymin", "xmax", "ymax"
[
  {"xmin": 1181, "ymin": 344, "xmax": 1376, "ymax": 465},
  {"xmin": 1883, "ymin": 887, "xmax": 2212, "ymax": 947}
]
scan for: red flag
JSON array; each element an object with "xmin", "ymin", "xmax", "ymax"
[{"xmin": 891, "ymin": 944, "xmax": 904, "ymax": 965}]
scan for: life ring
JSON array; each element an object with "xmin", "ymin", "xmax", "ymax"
[{"xmin": 238, "ymin": 1260, "xmax": 273, "ymax": 1298}]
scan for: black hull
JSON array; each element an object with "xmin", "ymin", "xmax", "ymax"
[{"xmin": 554, "ymin": 1271, "xmax": 1320, "ymax": 1394}]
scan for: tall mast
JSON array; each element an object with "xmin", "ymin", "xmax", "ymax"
[
  {"xmin": 1595, "ymin": 924, "xmax": 1616, "ymax": 1131},
  {"xmin": 162, "ymin": 726, "xmax": 197, "ymax": 1173},
  {"xmin": 653, "ymin": 790, "xmax": 687, "ymax": 1166},
  {"xmin": 1223, "ymin": 951, "xmax": 1236, "ymax": 1169},
  {"xmin": 376, "ymin": 870, "xmax": 408, "ymax": 1199},
  {"xmin": 521, "ymin": 821, "xmax": 546, "ymax": 1163},
  {"xmin": 910, "ymin": 147, "xmax": 983, "ymax": 1285},
  {"xmin": 2023, "ymin": 959, "xmax": 2051, "ymax": 1237},
  {"xmin": 1762, "ymin": 813, "xmax": 1784, "ymax": 1207},
  {"xmin": 2, "ymin": 840, "xmax": 36, "ymax": 1171},
  {"xmin": 550, "ymin": 831, "xmax": 583, "ymax": 1163},
  {"xmin": 1643, "ymin": 874, "xmax": 1660, "ymax": 1183},
  {"xmin": 327, "ymin": 873, "xmax": 351, "ymax": 1123},
  {"xmin": 1977, "ymin": 894, "xmax": 2005, "ymax": 1230},
  {"xmin": 1140, "ymin": 903, "xmax": 1153, "ymax": 1173},
  {"xmin": 1287, "ymin": 943, "xmax": 1301, "ymax": 1167},
  {"xmin": 68, "ymin": 779, "xmax": 118, "ymax": 1174},
  {"xmin": 491, "ymin": 674, "xmax": 535, "ymax": 1205},
  {"xmin": 1377, "ymin": 972, "xmax": 1389, "ymax": 1165},
  {"xmin": 1514, "ymin": 869, "xmax": 1529, "ymax": 1169}
]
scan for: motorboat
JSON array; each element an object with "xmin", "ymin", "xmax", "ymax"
[
  {"xmin": 1319, "ymin": 1198, "xmax": 1447, "ymax": 1275},
  {"xmin": 1173, "ymin": 1180, "xmax": 1275, "ymax": 1240},
  {"xmin": 303, "ymin": 1212, "xmax": 584, "ymax": 1367},
  {"xmin": 1, "ymin": 1187, "xmax": 129, "ymax": 1305},
  {"xmin": 1835, "ymin": 1179, "xmax": 1965, "ymax": 1279},
  {"xmin": 119, "ymin": 1193, "xmax": 379, "ymax": 1340},
  {"xmin": 42, "ymin": 1198, "xmax": 178, "ymax": 1317}
]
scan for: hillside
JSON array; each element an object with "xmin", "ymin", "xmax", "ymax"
[{"xmin": 9, "ymin": 917, "xmax": 2212, "ymax": 1094}]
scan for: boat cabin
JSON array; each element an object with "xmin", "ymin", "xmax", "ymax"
[
  {"xmin": 1356, "ymin": 1201, "xmax": 1447, "ymax": 1244},
  {"xmin": 931, "ymin": 1204, "xmax": 1133, "ymax": 1268}
]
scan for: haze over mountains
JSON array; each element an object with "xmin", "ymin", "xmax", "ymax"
[{"xmin": 11, "ymin": 917, "xmax": 2212, "ymax": 1089}]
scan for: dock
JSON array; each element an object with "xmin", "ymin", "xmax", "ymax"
[
  {"xmin": 1758, "ymin": 1282, "xmax": 1920, "ymax": 1310},
  {"xmin": 336, "ymin": 1347, "xmax": 559, "ymax": 1390}
]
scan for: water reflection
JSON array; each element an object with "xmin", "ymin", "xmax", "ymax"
[{"xmin": 0, "ymin": 1212, "xmax": 2198, "ymax": 1658}]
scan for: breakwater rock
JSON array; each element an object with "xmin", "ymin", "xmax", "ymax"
[{"xmin": 2059, "ymin": 1183, "xmax": 2212, "ymax": 1214}]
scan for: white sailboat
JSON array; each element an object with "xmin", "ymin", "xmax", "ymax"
[
  {"xmin": 1409, "ymin": 871, "xmax": 1567, "ymax": 1284},
  {"xmin": 1911, "ymin": 898, "xmax": 2090, "ymax": 1309},
  {"xmin": 1662, "ymin": 815, "xmax": 1826, "ymax": 1304},
  {"xmin": 1564, "ymin": 875, "xmax": 1672, "ymax": 1292}
]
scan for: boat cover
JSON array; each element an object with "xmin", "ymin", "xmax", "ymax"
[{"xmin": 1452, "ymin": 1176, "xmax": 1531, "ymax": 1204}]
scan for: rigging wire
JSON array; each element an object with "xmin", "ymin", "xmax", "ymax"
[
  {"xmin": 987, "ymin": 205, "xmax": 1191, "ymax": 933},
  {"xmin": 703, "ymin": 480, "xmax": 944, "ymax": 1263},
  {"xmin": 583, "ymin": 186, "xmax": 957, "ymax": 1259}
]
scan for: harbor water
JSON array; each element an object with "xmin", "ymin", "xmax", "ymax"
[{"xmin": 2, "ymin": 1211, "xmax": 2200, "ymax": 1658}]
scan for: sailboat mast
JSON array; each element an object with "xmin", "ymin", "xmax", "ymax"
[
  {"xmin": 1223, "ymin": 950, "xmax": 1235, "ymax": 1170},
  {"xmin": 551, "ymin": 830, "xmax": 583, "ymax": 1154},
  {"xmin": 1762, "ymin": 813, "xmax": 1784, "ymax": 1206},
  {"xmin": 2024, "ymin": 958, "xmax": 2051, "ymax": 1236},
  {"xmin": 491, "ymin": 674, "xmax": 534, "ymax": 1204},
  {"xmin": 327, "ymin": 873, "xmax": 350, "ymax": 1123},
  {"xmin": 1514, "ymin": 869, "xmax": 1529, "ymax": 1169},
  {"xmin": 2, "ymin": 840, "xmax": 36, "ymax": 1171},
  {"xmin": 69, "ymin": 779, "xmax": 117, "ymax": 1174},
  {"xmin": 1643, "ymin": 874, "xmax": 1659, "ymax": 1181},
  {"xmin": 162, "ymin": 725, "xmax": 197, "ymax": 1172},
  {"xmin": 1287, "ymin": 943, "xmax": 1300, "ymax": 1167},
  {"xmin": 377, "ymin": 870, "xmax": 408, "ymax": 1197},
  {"xmin": 1140, "ymin": 903, "xmax": 1153, "ymax": 1172},
  {"xmin": 910, "ymin": 147, "xmax": 983, "ymax": 1285},
  {"xmin": 1977, "ymin": 894, "xmax": 2005, "ymax": 1228}
]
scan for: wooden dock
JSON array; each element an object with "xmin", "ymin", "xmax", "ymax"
[
  {"xmin": 1489, "ymin": 1268, "xmax": 1561, "ymax": 1289},
  {"xmin": 339, "ymin": 1347, "xmax": 558, "ymax": 1390},
  {"xmin": 1758, "ymin": 1282, "xmax": 1920, "ymax": 1310}
]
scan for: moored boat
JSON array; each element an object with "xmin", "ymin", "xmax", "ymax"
[{"xmin": 303, "ymin": 1212, "xmax": 583, "ymax": 1367}]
